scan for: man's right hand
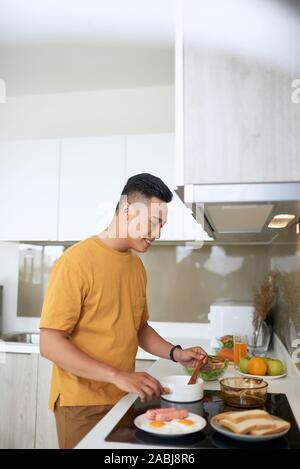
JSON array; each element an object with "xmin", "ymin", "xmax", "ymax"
[{"xmin": 113, "ymin": 371, "xmax": 167, "ymax": 402}]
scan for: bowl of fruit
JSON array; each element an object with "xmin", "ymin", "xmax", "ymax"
[
  {"xmin": 238, "ymin": 355, "xmax": 286, "ymax": 380},
  {"xmin": 185, "ymin": 355, "xmax": 228, "ymax": 381}
]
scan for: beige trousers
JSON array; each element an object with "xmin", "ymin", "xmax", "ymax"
[{"xmin": 54, "ymin": 397, "xmax": 114, "ymax": 449}]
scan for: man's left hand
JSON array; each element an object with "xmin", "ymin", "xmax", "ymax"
[{"xmin": 173, "ymin": 346, "xmax": 208, "ymax": 368}]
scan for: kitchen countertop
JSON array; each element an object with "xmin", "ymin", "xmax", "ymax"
[
  {"xmin": 0, "ymin": 322, "xmax": 212, "ymax": 359},
  {"xmin": 75, "ymin": 335, "xmax": 300, "ymax": 449}
]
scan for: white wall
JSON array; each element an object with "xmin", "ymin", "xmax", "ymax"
[{"xmin": 0, "ymin": 86, "xmax": 174, "ymax": 140}]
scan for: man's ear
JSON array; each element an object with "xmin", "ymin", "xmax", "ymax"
[{"xmin": 120, "ymin": 201, "xmax": 130, "ymax": 218}]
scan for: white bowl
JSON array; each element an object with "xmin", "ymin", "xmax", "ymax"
[{"xmin": 161, "ymin": 375, "xmax": 204, "ymax": 403}]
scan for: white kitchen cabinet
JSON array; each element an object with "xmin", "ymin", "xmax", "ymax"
[
  {"xmin": 0, "ymin": 134, "xmax": 209, "ymax": 242},
  {"xmin": 0, "ymin": 353, "xmax": 38, "ymax": 449},
  {"xmin": 0, "ymin": 140, "xmax": 60, "ymax": 240},
  {"xmin": 0, "ymin": 354, "xmax": 153, "ymax": 449},
  {"xmin": 58, "ymin": 136, "xmax": 126, "ymax": 240},
  {"xmin": 126, "ymin": 134, "xmax": 206, "ymax": 241},
  {"xmin": 35, "ymin": 356, "xmax": 58, "ymax": 449},
  {"xmin": 126, "ymin": 134, "xmax": 176, "ymax": 190},
  {"xmin": 183, "ymin": 49, "xmax": 300, "ymax": 184},
  {"xmin": 179, "ymin": 0, "xmax": 300, "ymax": 184}
]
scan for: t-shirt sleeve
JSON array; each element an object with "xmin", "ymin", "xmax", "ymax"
[
  {"xmin": 39, "ymin": 256, "xmax": 87, "ymax": 334},
  {"xmin": 140, "ymin": 299, "xmax": 149, "ymax": 325}
]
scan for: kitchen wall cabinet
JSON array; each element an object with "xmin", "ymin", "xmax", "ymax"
[
  {"xmin": 59, "ymin": 133, "xmax": 204, "ymax": 242},
  {"xmin": 0, "ymin": 353, "xmax": 38, "ymax": 449},
  {"xmin": 0, "ymin": 133, "xmax": 206, "ymax": 242},
  {"xmin": 58, "ymin": 136, "xmax": 126, "ymax": 240},
  {"xmin": 126, "ymin": 134, "xmax": 203, "ymax": 241},
  {"xmin": 126, "ymin": 134, "xmax": 176, "ymax": 190},
  {"xmin": 179, "ymin": 0, "xmax": 300, "ymax": 185},
  {"xmin": 0, "ymin": 140, "xmax": 60, "ymax": 240}
]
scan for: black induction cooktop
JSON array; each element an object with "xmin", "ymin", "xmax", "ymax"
[{"xmin": 105, "ymin": 391, "xmax": 300, "ymax": 449}]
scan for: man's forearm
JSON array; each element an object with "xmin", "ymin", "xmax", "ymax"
[
  {"xmin": 138, "ymin": 323, "xmax": 175, "ymax": 360},
  {"xmin": 40, "ymin": 330, "xmax": 117, "ymax": 383}
]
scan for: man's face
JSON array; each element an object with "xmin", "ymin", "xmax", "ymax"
[{"xmin": 126, "ymin": 196, "xmax": 168, "ymax": 252}]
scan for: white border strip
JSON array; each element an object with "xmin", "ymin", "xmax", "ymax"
[{"xmin": 175, "ymin": 0, "xmax": 184, "ymax": 187}]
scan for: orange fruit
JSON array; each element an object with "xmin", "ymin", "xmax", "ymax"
[{"xmin": 247, "ymin": 357, "xmax": 267, "ymax": 376}]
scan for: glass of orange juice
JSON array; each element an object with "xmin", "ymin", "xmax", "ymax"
[{"xmin": 233, "ymin": 334, "xmax": 248, "ymax": 368}]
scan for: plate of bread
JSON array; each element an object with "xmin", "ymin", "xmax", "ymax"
[{"xmin": 211, "ymin": 409, "xmax": 291, "ymax": 442}]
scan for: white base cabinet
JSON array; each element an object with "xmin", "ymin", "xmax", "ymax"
[
  {"xmin": 35, "ymin": 356, "xmax": 58, "ymax": 449},
  {"xmin": 0, "ymin": 353, "xmax": 155, "ymax": 448},
  {"xmin": 0, "ymin": 353, "xmax": 39, "ymax": 449}
]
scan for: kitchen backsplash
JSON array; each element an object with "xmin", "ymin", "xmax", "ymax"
[
  {"xmin": 3, "ymin": 238, "xmax": 299, "ymax": 362},
  {"xmin": 13, "ymin": 242, "xmax": 270, "ymax": 321},
  {"xmin": 17, "ymin": 244, "xmax": 65, "ymax": 317},
  {"xmin": 139, "ymin": 244, "xmax": 269, "ymax": 322},
  {"xmin": 269, "ymin": 241, "xmax": 300, "ymax": 361}
]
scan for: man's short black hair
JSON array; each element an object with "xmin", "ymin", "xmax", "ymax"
[{"xmin": 116, "ymin": 173, "xmax": 173, "ymax": 212}]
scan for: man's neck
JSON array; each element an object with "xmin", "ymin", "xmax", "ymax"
[{"xmin": 98, "ymin": 221, "xmax": 130, "ymax": 253}]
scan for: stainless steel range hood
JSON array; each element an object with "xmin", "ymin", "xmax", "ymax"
[{"xmin": 176, "ymin": 182, "xmax": 300, "ymax": 243}]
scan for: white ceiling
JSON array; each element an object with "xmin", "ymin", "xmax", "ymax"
[
  {"xmin": 0, "ymin": 0, "xmax": 175, "ymax": 45},
  {"xmin": 0, "ymin": 0, "xmax": 175, "ymax": 96},
  {"xmin": 3, "ymin": 0, "xmax": 298, "ymax": 97}
]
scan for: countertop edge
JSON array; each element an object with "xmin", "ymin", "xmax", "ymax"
[{"xmin": 0, "ymin": 321, "xmax": 212, "ymax": 357}]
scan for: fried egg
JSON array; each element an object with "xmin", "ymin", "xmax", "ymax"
[
  {"xmin": 177, "ymin": 419, "xmax": 194, "ymax": 426},
  {"xmin": 173, "ymin": 418, "xmax": 203, "ymax": 433},
  {"xmin": 149, "ymin": 421, "xmax": 166, "ymax": 428},
  {"xmin": 141, "ymin": 417, "xmax": 203, "ymax": 435},
  {"xmin": 141, "ymin": 420, "xmax": 182, "ymax": 434}
]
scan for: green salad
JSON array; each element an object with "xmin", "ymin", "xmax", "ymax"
[{"xmin": 185, "ymin": 355, "xmax": 228, "ymax": 381}]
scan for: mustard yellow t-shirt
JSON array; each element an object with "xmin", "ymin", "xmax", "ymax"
[{"xmin": 39, "ymin": 235, "xmax": 149, "ymax": 411}]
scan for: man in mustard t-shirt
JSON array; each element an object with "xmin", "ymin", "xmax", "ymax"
[{"xmin": 40, "ymin": 173, "xmax": 208, "ymax": 449}]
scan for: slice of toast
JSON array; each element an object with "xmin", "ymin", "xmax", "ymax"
[
  {"xmin": 215, "ymin": 409, "xmax": 271, "ymax": 424},
  {"xmin": 219, "ymin": 417, "xmax": 276, "ymax": 435},
  {"xmin": 250, "ymin": 420, "xmax": 290, "ymax": 436}
]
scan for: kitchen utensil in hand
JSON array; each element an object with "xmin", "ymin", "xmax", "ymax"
[{"xmin": 188, "ymin": 360, "xmax": 204, "ymax": 385}]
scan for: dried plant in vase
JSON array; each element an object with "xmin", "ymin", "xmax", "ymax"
[
  {"xmin": 273, "ymin": 269, "xmax": 300, "ymax": 356},
  {"xmin": 252, "ymin": 272, "xmax": 278, "ymax": 352}
]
